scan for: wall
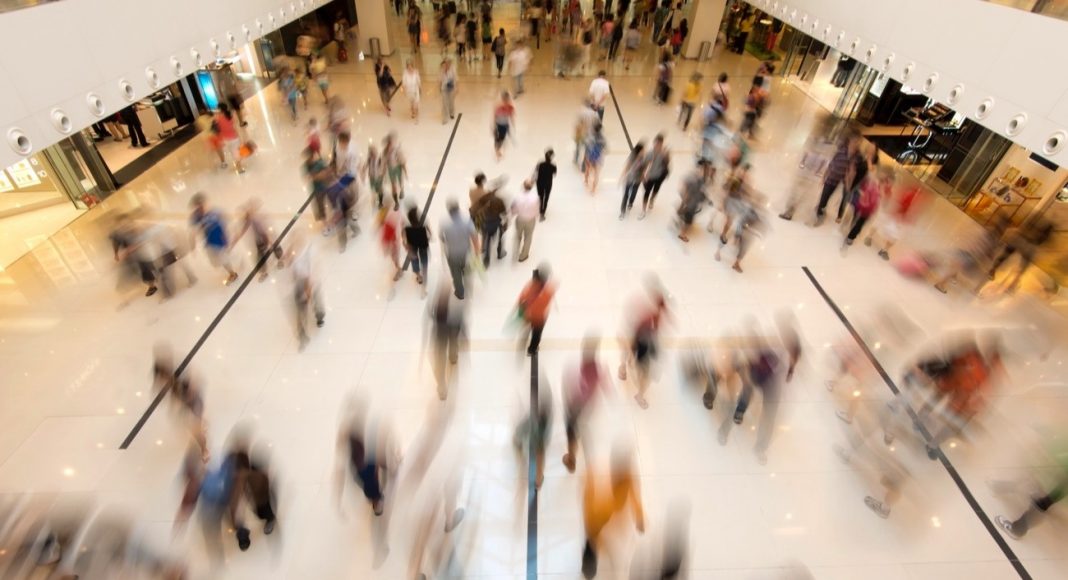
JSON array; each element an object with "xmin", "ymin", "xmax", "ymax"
[
  {"xmin": 0, "ymin": 0, "xmax": 329, "ymax": 169},
  {"xmin": 741, "ymin": 0, "xmax": 1068, "ymax": 168},
  {"xmin": 685, "ymin": 0, "xmax": 728, "ymax": 59}
]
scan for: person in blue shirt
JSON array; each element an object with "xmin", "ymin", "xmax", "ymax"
[{"xmin": 189, "ymin": 192, "xmax": 239, "ymax": 285}]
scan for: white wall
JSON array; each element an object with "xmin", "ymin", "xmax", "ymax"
[
  {"xmin": 685, "ymin": 0, "xmax": 728, "ymax": 60},
  {"xmin": 743, "ymin": 0, "xmax": 1068, "ymax": 167},
  {"xmin": 0, "ymin": 0, "xmax": 330, "ymax": 169}
]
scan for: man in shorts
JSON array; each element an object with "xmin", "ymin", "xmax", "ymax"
[{"xmin": 189, "ymin": 192, "xmax": 239, "ymax": 285}]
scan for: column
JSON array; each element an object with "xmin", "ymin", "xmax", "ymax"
[
  {"xmin": 353, "ymin": 0, "xmax": 394, "ymax": 57},
  {"xmin": 684, "ymin": 0, "xmax": 727, "ymax": 60}
]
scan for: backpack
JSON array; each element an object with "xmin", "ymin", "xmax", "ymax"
[{"xmin": 199, "ymin": 456, "xmax": 236, "ymax": 507}]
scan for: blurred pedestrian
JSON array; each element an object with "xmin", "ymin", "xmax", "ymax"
[
  {"xmin": 492, "ymin": 91, "xmax": 516, "ymax": 160},
  {"xmin": 583, "ymin": 121, "xmax": 607, "ymax": 193},
  {"xmin": 562, "ymin": 336, "xmax": 612, "ymax": 472},
  {"xmin": 440, "ymin": 57, "xmax": 458, "ymax": 123},
  {"xmin": 289, "ymin": 233, "xmax": 325, "ymax": 350},
  {"xmin": 384, "ymin": 132, "xmax": 408, "ymax": 202},
  {"xmin": 619, "ymin": 286, "xmax": 669, "ymax": 409},
  {"xmin": 511, "ymin": 180, "xmax": 541, "ymax": 261},
  {"xmin": 375, "ymin": 57, "xmax": 397, "ymax": 115},
  {"xmin": 639, "ymin": 133, "xmax": 670, "ymax": 217},
  {"xmin": 426, "ymin": 285, "xmax": 466, "ymax": 397},
  {"xmin": 619, "ymin": 140, "xmax": 648, "ymax": 219},
  {"xmin": 580, "ymin": 445, "xmax": 645, "ymax": 578},
  {"xmin": 189, "ymin": 192, "xmax": 239, "ymax": 285},
  {"xmin": 588, "ymin": 70, "xmax": 610, "ymax": 120},
  {"xmin": 232, "ymin": 198, "xmax": 284, "ymax": 281},
  {"xmin": 402, "ymin": 59, "xmax": 422, "ymax": 122},
  {"xmin": 472, "ymin": 184, "xmax": 508, "ymax": 266},
  {"xmin": 515, "ymin": 264, "xmax": 556, "ymax": 355},
  {"xmin": 509, "ymin": 40, "xmax": 533, "ymax": 96}
]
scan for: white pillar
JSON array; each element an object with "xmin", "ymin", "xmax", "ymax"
[
  {"xmin": 685, "ymin": 0, "xmax": 727, "ymax": 59},
  {"xmin": 355, "ymin": 0, "xmax": 394, "ymax": 56}
]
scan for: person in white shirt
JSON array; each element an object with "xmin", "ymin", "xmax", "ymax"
[
  {"xmin": 508, "ymin": 42, "xmax": 533, "ymax": 97},
  {"xmin": 440, "ymin": 58, "xmax": 458, "ymax": 123},
  {"xmin": 510, "ymin": 180, "xmax": 541, "ymax": 262},
  {"xmin": 331, "ymin": 131, "xmax": 361, "ymax": 250},
  {"xmin": 402, "ymin": 59, "xmax": 422, "ymax": 122},
  {"xmin": 588, "ymin": 70, "xmax": 611, "ymax": 121},
  {"xmin": 289, "ymin": 232, "xmax": 324, "ymax": 350}
]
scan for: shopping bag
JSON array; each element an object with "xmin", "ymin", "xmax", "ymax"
[{"xmin": 239, "ymin": 140, "xmax": 257, "ymax": 159}]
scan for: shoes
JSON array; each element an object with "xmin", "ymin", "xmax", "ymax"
[
  {"xmin": 498, "ymin": 251, "xmax": 507, "ymax": 259},
  {"xmin": 864, "ymin": 496, "xmax": 890, "ymax": 518},
  {"xmin": 634, "ymin": 394, "xmax": 648, "ymax": 409},
  {"xmin": 316, "ymin": 317, "xmax": 325, "ymax": 328},
  {"xmin": 264, "ymin": 519, "xmax": 276, "ymax": 535},
  {"xmin": 618, "ymin": 213, "xmax": 625, "ymax": 221},
  {"xmin": 996, "ymin": 515, "xmax": 1022, "ymax": 540},
  {"xmin": 146, "ymin": 286, "xmax": 158, "ymax": 297},
  {"xmin": 835, "ymin": 217, "xmax": 843, "ymax": 224},
  {"xmin": 878, "ymin": 249, "xmax": 890, "ymax": 260},
  {"xmin": 864, "ymin": 237, "xmax": 873, "ymax": 247},
  {"xmin": 779, "ymin": 213, "xmax": 793, "ymax": 221},
  {"xmin": 225, "ymin": 272, "xmax": 239, "ymax": 285},
  {"xmin": 539, "ymin": 215, "xmax": 546, "ymax": 222},
  {"xmin": 562, "ymin": 453, "xmax": 576, "ymax": 473},
  {"xmin": 638, "ymin": 211, "xmax": 646, "ymax": 220}
]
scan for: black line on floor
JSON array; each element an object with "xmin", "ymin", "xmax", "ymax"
[
  {"xmin": 801, "ymin": 266, "xmax": 1033, "ymax": 580},
  {"xmin": 609, "ymin": 84, "xmax": 634, "ymax": 150},
  {"xmin": 527, "ymin": 351, "xmax": 539, "ymax": 580},
  {"xmin": 112, "ymin": 123, "xmax": 200, "ymax": 187},
  {"xmin": 119, "ymin": 191, "xmax": 316, "ymax": 450},
  {"xmin": 402, "ymin": 113, "xmax": 463, "ymax": 272}
]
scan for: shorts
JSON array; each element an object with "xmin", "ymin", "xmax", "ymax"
[
  {"xmin": 205, "ymin": 245, "xmax": 232, "ymax": 269},
  {"xmin": 494, "ymin": 123, "xmax": 509, "ymax": 146},
  {"xmin": 388, "ymin": 166, "xmax": 403, "ymax": 183}
]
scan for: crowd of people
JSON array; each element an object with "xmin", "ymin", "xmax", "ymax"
[{"xmin": 65, "ymin": 1, "xmax": 1068, "ymax": 579}]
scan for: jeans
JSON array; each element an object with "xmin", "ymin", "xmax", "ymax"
[
  {"xmin": 595, "ymin": 105, "xmax": 605, "ymax": 121},
  {"xmin": 642, "ymin": 174, "xmax": 667, "ymax": 208},
  {"xmin": 847, "ymin": 213, "xmax": 870, "ymax": 241},
  {"xmin": 442, "ymin": 88, "xmax": 456, "ymax": 119},
  {"xmin": 536, "ymin": 182, "xmax": 552, "ymax": 216},
  {"xmin": 481, "ymin": 220, "xmax": 505, "ymax": 266},
  {"xmin": 514, "ymin": 217, "xmax": 536, "ymax": 260},
  {"xmin": 410, "ymin": 245, "xmax": 429, "ymax": 277},
  {"xmin": 495, "ymin": 54, "xmax": 505, "ymax": 75},
  {"xmin": 678, "ymin": 102, "xmax": 695, "ymax": 129},
  {"xmin": 816, "ymin": 176, "xmax": 847, "ymax": 219},
  {"xmin": 447, "ymin": 254, "xmax": 467, "ymax": 299},
  {"xmin": 621, "ymin": 180, "xmax": 640, "ymax": 214}
]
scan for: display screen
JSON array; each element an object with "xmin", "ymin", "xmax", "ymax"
[{"xmin": 196, "ymin": 70, "xmax": 219, "ymax": 110}]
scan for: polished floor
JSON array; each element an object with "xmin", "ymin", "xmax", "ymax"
[{"xmin": 0, "ymin": 8, "xmax": 1066, "ymax": 580}]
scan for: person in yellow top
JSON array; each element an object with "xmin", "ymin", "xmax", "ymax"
[
  {"xmin": 580, "ymin": 445, "xmax": 645, "ymax": 578},
  {"xmin": 678, "ymin": 72, "xmax": 702, "ymax": 130}
]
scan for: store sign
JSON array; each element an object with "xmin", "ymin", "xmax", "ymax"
[{"xmin": 7, "ymin": 159, "xmax": 40, "ymax": 188}]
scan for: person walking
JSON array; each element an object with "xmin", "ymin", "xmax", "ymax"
[
  {"xmin": 580, "ymin": 446, "xmax": 645, "ymax": 578},
  {"xmin": 842, "ymin": 166, "xmax": 889, "ymax": 251},
  {"xmin": 212, "ymin": 104, "xmax": 245, "ymax": 173},
  {"xmin": 492, "ymin": 91, "xmax": 516, "ymax": 160},
  {"xmin": 232, "ymin": 198, "xmax": 284, "ymax": 282},
  {"xmin": 472, "ymin": 185, "xmax": 508, "ymax": 267},
  {"xmin": 618, "ymin": 287, "xmax": 669, "ymax": 408},
  {"xmin": 119, "ymin": 105, "xmax": 149, "ymax": 148},
  {"xmin": 678, "ymin": 73, "xmax": 702, "ymax": 130},
  {"xmin": 440, "ymin": 57, "xmax": 458, "ymax": 123},
  {"xmin": 639, "ymin": 133, "xmax": 670, "ymax": 217},
  {"xmin": 676, "ymin": 161, "xmax": 708, "ymax": 242},
  {"xmin": 362, "ymin": 144, "xmax": 388, "ymax": 209},
  {"xmin": 608, "ymin": 16, "xmax": 625, "ymax": 60},
  {"xmin": 619, "ymin": 140, "xmax": 648, "ymax": 219},
  {"xmin": 814, "ymin": 131, "xmax": 859, "ymax": 226},
  {"xmin": 562, "ymin": 336, "xmax": 612, "ymax": 473},
  {"xmin": 534, "ymin": 149, "xmax": 557, "ymax": 220},
  {"xmin": 583, "ymin": 121, "xmax": 607, "ymax": 193},
  {"xmin": 515, "ymin": 265, "xmax": 556, "ymax": 356},
  {"xmin": 427, "ymin": 286, "xmax": 465, "ymax": 398},
  {"xmin": 653, "ymin": 51, "xmax": 672, "ymax": 104},
  {"xmin": 440, "ymin": 200, "xmax": 480, "ymax": 300},
  {"xmin": 622, "ymin": 19, "xmax": 640, "ymax": 69},
  {"xmin": 508, "ymin": 41, "xmax": 533, "ymax": 97},
  {"xmin": 375, "ymin": 58, "xmax": 397, "ymax": 116},
  {"xmin": 511, "ymin": 180, "xmax": 541, "ymax": 261},
  {"xmin": 465, "ymin": 12, "xmax": 479, "ymax": 62},
  {"xmin": 481, "ymin": 13, "xmax": 494, "ymax": 61},
  {"xmin": 492, "ymin": 28, "xmax": 508, "ymax": 78},
  {"xmin": 329, "ymin": 132, "xmax": 361, "ymax": 251},
  {"xmin": 404, "ymin": 206, "xmax": 431, "ymax": 295},
  {"xmin": 402, "ymin": 59, "xmax": 422, "ymax": 122},
  {"xmin": 588, "ymin": 70, "xmax": 610, "ymax": 120},
  {"xmin": 383, "ymin": 132, "xmax": 408, "ymax": 203},
  {"xmin": 289, "ymin": 233, "xmax": 325, "ymax": 349},
  {"xmin": 454, "ymin": 13, "xmax": 468, "ymax": 60},
  {"xmin": 188, "ymin": 192, "xmax": 239, "ymax": 285},
  {"xmin": 408, "ymin": 6, "xmax": 423, "ymax": 54}
]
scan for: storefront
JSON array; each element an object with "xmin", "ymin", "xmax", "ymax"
[
  {"xmin": 92, "ymin": 79, "xmax": 198, "ymax": 176},
  {"xmin": 0, "ymin": 134, "xmax": 113, "ymax": 267}
]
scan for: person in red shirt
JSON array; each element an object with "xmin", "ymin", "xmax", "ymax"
[
  {"xmin": 492, "ymin": 91, "xmax": 516, "ymax": 160},
  {"xmin": 864, "ymin": 177, "xmax": 924, "ymax": 260},
  {"xmin": 562, "ymin": 336, "xmax": 612, "ymax": 473},
  {"xmin": 515, "ymin": 265, "xmax": 556, "ymax": 356}
]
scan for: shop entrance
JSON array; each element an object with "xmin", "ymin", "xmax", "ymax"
[{"xmin": 91, "ymin": 81, "xmax": 197, "ymax": 175}]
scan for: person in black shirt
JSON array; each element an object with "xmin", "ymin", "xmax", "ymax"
[
  {"xmin": 534, "ymin": 149, "xmax": 558, "ymax": 220},
  {"xmin": 404, "ymin": 206, "xmax": 431, "ymax": 295}
]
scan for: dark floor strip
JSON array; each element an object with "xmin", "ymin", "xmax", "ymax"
[
  {"xmin": 112, "ymin": 123, "xmax": 200, "ymax": 187},
  {"xmin": 402, "ymin": 113, "xmax": 463, "ymax": 271},
  {"xmin": 119, "ymin": 192, "xmax": 316, "ymax": 449},
  {"xmin": 609, "ymin": 85, "xmax": 635, "ymax": 150},
  {"xmin": 801, "ymin": 266, "xmax": 1033, "ymax": 580},
  {"xmin": 527, "ymin": 351, "xmax": 539, "ymax": 580}
]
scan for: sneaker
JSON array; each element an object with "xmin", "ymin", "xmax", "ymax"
[
  {"xmin": 778, "ymin": 213, "xmax": 793, "ymax": 221},
  {"xmin": 225, "ymin": 272, "xmax": 239, "ymax": 286},
  {"xmin": 638, "ymin": 211, "xmax": 646, "ymax": 220},
  {"xmin": 264, "ymin": 519, "xmax": 276, "ymax": 535},
  {"xmin": 316, "ymin": 317, "xmax": 325, "ymax": 328},
  {"xmin": 634, "ymin": 394, "xmax": 648, "ymax": 409},
  {"xmin": 878, "ymin": 249, "xmax": 890, "ymax": 260},
  {"xmin": 864, "ymin": 496, "xmax": 890, "ymax": 518},
  {"xmin": 146, "ymin": 286, "xmax": 158, "ymax": 297},
  {"xmin": 619, "ymin": 213, "xmax": 625, "ymax": 220},
  {"xmin": 996, "ymin": 515, "xmax": 1022, "ymax": 539}
]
